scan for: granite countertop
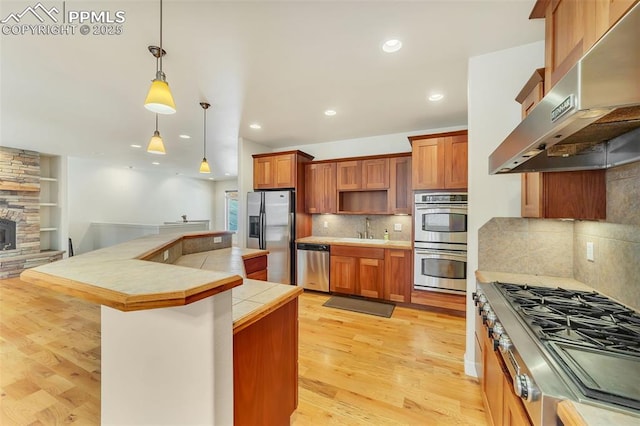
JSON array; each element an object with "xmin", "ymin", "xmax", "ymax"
[
  {"xmin": 477, "ymin": 270, "xmax": 640, "ymax": 425},
  {"xmin": 19, "ymin": 231, "xmax": 243, "ymax": 312},
  {"xmin": 296, "ymin": 235, "xmax": 412, "ymax": 250}
]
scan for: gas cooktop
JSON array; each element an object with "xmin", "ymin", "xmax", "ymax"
[{"xmin": 496, "ymin": 283, "xmax": 640, "ymax": 412}]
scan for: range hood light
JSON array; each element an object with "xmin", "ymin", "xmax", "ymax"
[{"xmin": 580, "ymin": 108, "xmax": 611, "ymax": 119}]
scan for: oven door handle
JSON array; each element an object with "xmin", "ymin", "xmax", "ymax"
[
  {"xmin": 415, "ymin": 249, "xmax": 467, "ymax": 260},
  {"xmin": 414, "ymin": 206, "xmax": 468, "ymax": 213}
]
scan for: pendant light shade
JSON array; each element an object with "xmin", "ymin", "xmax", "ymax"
[
  {"xmin": 147, "ymin": 115, "xmax": 166, "ymax": 154},
  {"xmin": 145, "ymin": 73, "xmax": 176, "ymax": 114},
  {"xmin": 199, "ymin": 158, "xmax": 211, "ymax": 173},
  {"xmin": 199, "ymin": 102, "xmax": 211, "ymax": 174},
  {"xmin": 144, "ymin": 0, "xmax": 176, "ymax": 114}
]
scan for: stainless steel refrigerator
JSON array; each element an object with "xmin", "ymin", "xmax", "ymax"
[{"xmin": 246, "ymin": 190, "xmax": 295, "ymax": 284}]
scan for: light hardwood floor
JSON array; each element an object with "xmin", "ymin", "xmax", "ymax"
[{"xmin": 1, "ymin": 277, "xmax": 486, "ymax": 425}]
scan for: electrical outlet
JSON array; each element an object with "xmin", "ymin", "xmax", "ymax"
[
  {"xmin": 213, "ymin": 236, "xmax": 222, "ymax": 243},
  {"xmin": 163, "ymin": 250, "xmax": 169, "ymax": 261},
  {"xmin": 323, "ymin": 221, "xmax": 328, "ymax": 228},
  {"xmin": 586, "ymin": 242, "xmax": 594, "ymax": 262},
  {"xmin": 394, "ymin": 223, "xmax": 402, "ymax": 231}
]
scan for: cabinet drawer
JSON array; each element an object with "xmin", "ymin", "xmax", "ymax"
[
  {"xmin": 244, "ymin": 255, "xmax": 267, "ymax": 275},
  {"xmin": 331, "ymin": 245, "xmax": 384, "ymax": 259}
]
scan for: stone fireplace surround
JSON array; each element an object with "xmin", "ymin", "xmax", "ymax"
[{"xmin": 0, "ymin": 147, "xmax": 63, "ymax": 278}]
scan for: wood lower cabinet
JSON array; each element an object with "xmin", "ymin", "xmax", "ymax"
[
  {"xmin": 243, "ymin": 255, "xmax": 268, "ymax": 281},
  {"xmin": 384, "ymin": 249, "xmax": 411, "ymax": 303},
  {"xmin": 305, "ymin": 162, "xmax": 336, "ymax": 214},
  {"xmin": 503, "ymin": 374, "xmax": 532, "ymax": 425},
  {"xmin": 330, "ymin": 255, "xmax": 358, "ymax": 295},
  {"xmin": 330, "ymin": 245, "xmax": 386, "ymax": 298},
  {"xmin": 330, "ymin": 246, "xmax": 411, "ymax": 302},
  {"xmin": 234, "ymin": 298, "xmax": 298, "ymax": 425},
  {"xmin": 409, "ymin": 130, "xmax": 468, "ymax": 190}
]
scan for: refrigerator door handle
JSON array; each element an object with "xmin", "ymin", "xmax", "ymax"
[{"xmin": 259, "ymin": 212, "xmax": 265, "ymax": 250}]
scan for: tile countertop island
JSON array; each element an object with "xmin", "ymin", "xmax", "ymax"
[
  {"xmin": 296, "ymin": 235, "xmax": 412, "ymax": 250},
  {"xmin": 476, "ymin": 270, "xmax": 640, "ymax": 426},
  {"xmin": 19, "ymin": 231, "xmax": 301, "ymax": 425}
]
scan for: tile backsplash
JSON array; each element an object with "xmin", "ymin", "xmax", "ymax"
[
  {"xmin": 479, "ymin": 218, "xmax": 640, "ymax": 310},
  {"xmin": 311, "ymin": 214, "xmax": 412, "ymax": 241}
]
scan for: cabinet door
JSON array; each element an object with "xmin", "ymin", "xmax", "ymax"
[
  {"xmin": 383, "ymin": 249, "xmax": 411, "ymax": 303},
  {"xmin": 542, "ymin": 170, "xmax": 606, "ymax": 220},
  {"xmin": 521, "ymin": 172, "xmax": 543, "ymax": 218},
  {"xmin": 358, "ymin": 258, "xmax": 384, "ymax": 299},
  {"xmin": 444, "ymin": 135, "xmax": 468, "ymax": 189},
  {"xmin": 503, "ymin": 374, "xmax": 532, "ymax": 426},
  {"xmin": 336, "ymin": 161, "xmax": 362, "ymax": 190},
  {"xmin": 305, "ymin": 163, "xmax": 337, "ymax": 214},
  {"xmin": 330, "ymin": 255, "xmax": 357, "ymax": 295},
  {"xmin": 483, "ymin": 335, "xmax": 504, "ymax": 426},
  {"xmin": 273, "ymin": 154, "xmax": 296, "ymax": 188},
  {"xmin": 412, "ymin": 138, "xmax": 444, "ymax": 190},
  {"xmin": 544, "ymin": 0, "xmax": 597, "ymax": 91},
  {"xmin": 253, "ymin": 157, "xmax": 275, "ymax": 189},
  {"xmin": 595, "ymin": 0, "xmax": 637, "ymax": 44},
  {"xmin": 388, "ymin": 157, "xmax": 412, "ymax": 214},
  {"xmin": 361, "ymin": 159, "xmax": 389, "ymax": 190}
]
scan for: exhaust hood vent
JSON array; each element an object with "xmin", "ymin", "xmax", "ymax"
[{"xmin": 489, "ymin": 3, "xmax": 640, "ymax": 174}]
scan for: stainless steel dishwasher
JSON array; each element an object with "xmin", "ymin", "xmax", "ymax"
[{"xmin": 296, "ymin": 243, "xmax": 330, "ymax": 292}]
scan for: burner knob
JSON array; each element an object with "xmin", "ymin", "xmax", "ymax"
[
  {"xmin": 473, "ymin": 290, "xmax": 485, "ymax": 306},
  {"xmin": 482, "ymin": 305, "xmax": 492, "ymax": 324},
  {"xmin": 498, "ymin": 334, "xmax": 512, "ymax": 353},
  {"xmin": 486, "ymin": 311, "xmax": 497, "ymax": 327},
  {"xmin": 492, "ymin": 322, "xmax": 504, "ymax": 339},
  {"xmin": 514, "ymin": 374, "xmax": 538, "ymax": 402}
]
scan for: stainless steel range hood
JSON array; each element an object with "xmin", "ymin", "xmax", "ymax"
[{"xmin": 489, "ymin": 2, "xmax": 640, "ymax": 174}]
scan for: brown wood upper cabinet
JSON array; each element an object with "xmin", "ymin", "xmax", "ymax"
[
  {"xmin": 409, "ymin": 130, "xmax": 468, "ymax": 190},
  {"xmin": 305, "ymin": 162, "xmax": 336, "ymax": 214},
  {"xmin": 388, "ymin": 156, "xmax": 412, "ymax": 215},
  {"xmin": 336, "ymin": 158, "xmax": 389, "ymax": 190},
  {"xmin": 531, "ymin": 0, "xmax": 637, "ymax": 93},
  {"xmin": 252, "ymin": 151, "xmax": 313, "ymax": 190}
]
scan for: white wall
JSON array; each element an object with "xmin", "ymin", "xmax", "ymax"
[
  {"xmin": 465, "ymin": 40, "xmax": 544, "ymax": 376},
  {"xmin": 213, "ymin": 179, "xmax": 238, "ymax": 231},
  {"xmin": 280, "ymin": 126, "xmax": 466, "ymax": 161},
  {"xmin": 68, "ymin": 157, "xmax": 216, "ymax": 254}
]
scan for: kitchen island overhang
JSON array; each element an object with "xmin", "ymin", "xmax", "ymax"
[{"xmin": 19, "ymin": 230, "xmax": 300, "ymax": 425}]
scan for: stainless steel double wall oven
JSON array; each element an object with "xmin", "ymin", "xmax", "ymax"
[{"xmin": 413, "ymin": 192, "xmax": 468, "ymax": 294}]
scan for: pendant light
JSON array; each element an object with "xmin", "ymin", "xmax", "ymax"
[
  {"xmin": 199, "ymin": 102, "xmax": 211, "ymax": 174},
  {"xmin": 144, "ymin": 0, "xmax": 176, "ymax": 114},
  {"xmin": 147, "ymin": 114, "xmax": 166, "ymax": 154}
]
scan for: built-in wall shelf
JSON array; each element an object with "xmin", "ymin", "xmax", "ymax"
[
  {"xmin": 40, "ymin": 227, "xmax": 58, "ymax": 232},
  {"xmin": 39, "ymin": 177, "xmax": 58, "ymax": 182},
  {"xmin": 39, "ymin": 154, "xmax": 66, "ymax": 254}
]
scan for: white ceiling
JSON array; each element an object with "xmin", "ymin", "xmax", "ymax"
[{"xmin": 1, "ymin": 0, "xmax": 543, "ymax": 180}]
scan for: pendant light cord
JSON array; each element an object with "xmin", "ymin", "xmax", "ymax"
[
  {"xmin": 155, "ymin": 114, "xmax": 159, "ymax": 132},
  {"xmin": 203, "ymin": 107, "xmax": 207, "ymax": 158},
  {"xmin": 159, "ymin": 0, "xmax": 163, "ymax": 73}
]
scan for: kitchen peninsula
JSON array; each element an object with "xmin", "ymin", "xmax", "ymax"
[{"xmin": 19, "ymin": 231, "xmax": 302, "ymax": 425}]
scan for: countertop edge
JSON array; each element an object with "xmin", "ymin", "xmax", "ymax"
[
  {"xmin": 20, "ymin": 268, "xmax": 244, "ymax": 312},
  {"xmin": 296, "ymin": 236, "xmax": 412, "ymax": 250},
  {"xmin": 233, "ymin": 285, "xmax": 303, "ymax": 334}
]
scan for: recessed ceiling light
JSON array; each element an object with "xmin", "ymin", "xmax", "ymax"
[
  {"xmin": 208, "ymin": 177, "xmax": 215, "ymax": 180},
  {"xmin": 152, "ymin": 162, "xmax": 160, "ymax": 165},
  {"xmin": 428, "ymin": 93, "xmax": 444, "ymax": 101},
  {"xmin": 130, "ymin": 144, "xmax": 142, "ymax": 148},
  {"xmin": 224, "ymin": 172, "xmax": 231, "ymax": 176},
  {"xmin": 179, "ymin": 134, "xmax": 191, "ymax": 139},
  {"xmin": 382, "ymin": 39, "xmax": 402, "ymax": 53},
  {"xmin": 249, "ymin": 123, "xmax": 262, "ymax": 130},
  {"xmin": 324, "ymin": 109, "xmax": 337, "ymax": 116}
]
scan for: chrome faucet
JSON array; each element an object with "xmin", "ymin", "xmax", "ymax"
[{"xmin": 364, "ymin": 217, "xmax": 370, "ymax": 239}]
